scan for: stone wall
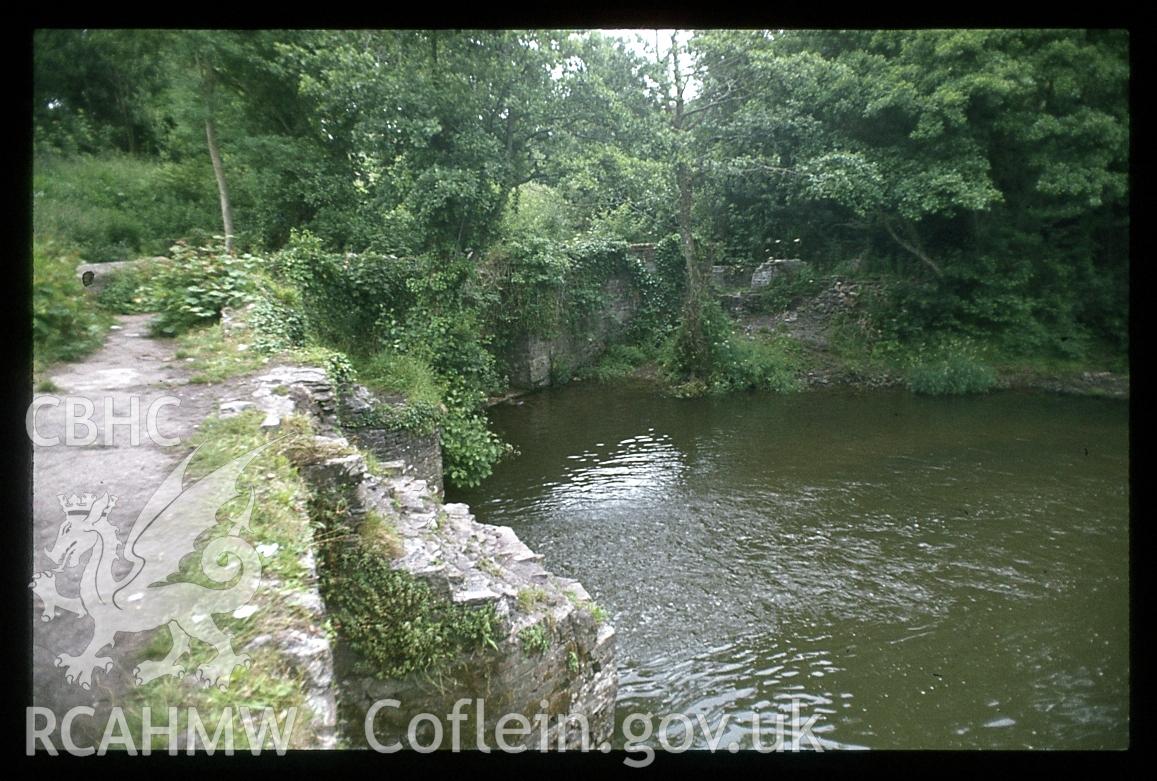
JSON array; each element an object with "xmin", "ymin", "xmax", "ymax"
[
  {"xmin": 711, "ymin": 258, "xmax": 809, "ymax": 313},
  {"xmin": 506, "ymin": 273, "xmax": 640, "ymax": 389},
  {"xmin": 337, "ymin": 385, "xmax": 444, "ymax": 495},
  {"xmin": 259, "ymin": 366, "xmax": 618, "ymax": 749},
  {"xmin": 750, "ymin": 258, "xmax": 804, "ymax": 287},
  {"xmin": 76, "ymin": 257, "xmax": 168, "ymax": 295}
]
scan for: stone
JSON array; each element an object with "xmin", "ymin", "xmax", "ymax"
[
  {"xmin": 751, "ymin": 258, "xmax": 804, "ymax": 288},
  {"xmin": 711, "ymin": 265, "xmax": 751, "ymax": 290},
  {"xmin": 218, "ymin": 400, "xmax": 256, "ymax": 417},
  {"xmin": 504, "ymin": 271, "xmax": 640, "ymax": 389},
  {"xmin": 249, "ymin": 358, "xmax": 617, "ymax": 749}
]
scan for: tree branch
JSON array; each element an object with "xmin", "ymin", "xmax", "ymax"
[
  {"xmin": 880, "ymin": 214, "xmax": 943, "ymax": 277},
  {"xmin": 682, "ymin": 92, "xmax": 740, "ymax": 126}
]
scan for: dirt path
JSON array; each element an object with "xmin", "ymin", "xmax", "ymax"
[{"xmin": 30, "ymin": 314, "xmax": 222, "ymax": 728}]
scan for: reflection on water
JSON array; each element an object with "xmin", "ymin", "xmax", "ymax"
[{"xmin": 450, "ymin": 385, "xmax": 1129, "ymax": 749}]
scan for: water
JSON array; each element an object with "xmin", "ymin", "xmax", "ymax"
[{"xmin": 449, "ymin": 384, "xmax": 1129, "ymax": 749}]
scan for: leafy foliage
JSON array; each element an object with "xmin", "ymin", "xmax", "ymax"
[
  {"xmin": 32, "ymin": 243, "xmax": 112, "ymax": 369},
  {"xmin": 709, "ymin": 335, "xmax": 803, "ymax": 394},
  {"xmin": 148, "ymin": 240, "xmax": 258, "ymax": 336},
  {"xmin": 33, "ymin": 153, "xmax": 219, "ymax": 260},
  {"xmin": 905, "ymin": 339, "xmax": 998, "ymax": 395},
  {"xmin": 95, "ymin": 263, "xmax": 161, "ymax": 314},
  {"xmin": 319, "ymin": 536, "xmax": 500, "ymax": 678},
  {"xmin": 695, "ymin": 29, "xmax": 1129, "ymax": 352},
  {"xmin": 32, "ymin": 28, "xmax": 1128, "ymax": 405}
]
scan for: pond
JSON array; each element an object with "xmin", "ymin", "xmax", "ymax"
[{"xmin": 448, "ymin": 383, "xmax": 1129, "ymax": 750}]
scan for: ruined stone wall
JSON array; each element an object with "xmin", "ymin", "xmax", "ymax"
[
  {"xmin": 260, "ymin": 366, "xmax": 618, "ymax": 749},
  {"xmin": 506, "ymin": 273, "xmax": 640, "ymax": 390},
  {"xmin": 337, "ymin": 389, "xmax": 443, "ymax": 497}
]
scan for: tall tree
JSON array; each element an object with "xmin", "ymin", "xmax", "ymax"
[
  {"xmin": 696, "ymin": 28, "xmax": 1129, "ymax": 346},
  {"xmin": 195, "ymin": 44, "xmax": 236, "ymax": 255}
]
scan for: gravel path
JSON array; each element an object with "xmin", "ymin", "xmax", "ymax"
[{"xmin": 30, "ymin": 314, "xmax": 220, "ymax": 737}]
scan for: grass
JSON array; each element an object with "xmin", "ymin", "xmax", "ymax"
[
  {"xmin": 576, "ymin": 343, "xmax": 655, "ymax": 383},
  {"xmin": 564, "ymin": 590, "xmax": 609, "ymax": 626},
  {"xmin": 172, "ymin": 323, "xmax": 271, "ymax": 383},
  {"xmin": 33, "ymin": 152, "xmax": 218, "ymax": 261},
  {"xmin": 907, "ymin": 353, "xmax": 997, "ymax": 395},
  {"xmin": 114, "ymin": 410, "xmax": 333, "ymax": 749},
  {"xmin": 707, "ymin": 331, "xmax": 804, "ymax": 394},
  {"xmin": 360, "ymin": 510, "xmax": 405, "ymax": 559},
  {"xmin": 351, "ymin": 349, "xmax": 444, "ymax": 407},
  {"xmin": 516, "ymin": 586, "xmax": 549, "ymax": 612}
]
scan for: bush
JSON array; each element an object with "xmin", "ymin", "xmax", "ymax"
[
  {"xmin": 269, "ymin": 230, "xmax": 416, "ymax": 354},
  {"xmin": 710, "ymin": 335, "xmax": 802, "ymax": 394},
  {"xmin": 248, "ymin": 281, "xmax": 307, "ymax": 354},
  {"xmin": 906, "ymin": 339, "xmax": 997, "ymax": 395},
  {"xmin": 148, "ymin": 240, "xmax": 258, "ymax": 337},
  {"xmin": 440, "ymin": 388, "xmax": 510, "ymax": 488},
  {"xmin": 578, "ymin": 343, "xmax": 653, "ymax": 383},
  {"xmin": 666, "ymin": 296, "xmax": 733, "ymax": 381},
  {"xmin": 33, "ymin": 243, "xmax": 111, "ymax": 368},
  {"xmin": 95, "ymin": 263, "xmax": 161, "ymax": 314}
]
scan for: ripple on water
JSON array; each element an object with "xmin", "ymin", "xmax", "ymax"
[{"xmin": 452, "ymin": 387, "xmax": 1129, "ymax": 749}]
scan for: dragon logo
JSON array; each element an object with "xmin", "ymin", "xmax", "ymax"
[{"xmin": 30, "ymin": 445, "xmax": 269, "ymax": 691}]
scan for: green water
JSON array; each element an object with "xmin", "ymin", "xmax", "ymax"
[{"xmin": 449, "ymin": 385, "xmax": 1130, "ymax": 749}]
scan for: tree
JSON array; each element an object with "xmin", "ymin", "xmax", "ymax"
[
  {"xmin": 696, "ymin": 29, "xmax": 1129, "ymax": 348},
  {"xmin": 34, "ymin": 29, "xmax": 169, "ymax": 155}
]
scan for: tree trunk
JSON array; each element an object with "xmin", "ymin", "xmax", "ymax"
[
  {"xmin": 205, "ymin": 113, "xmax": 235, "ymax": 255},
  {"xmin": 677, "ymin": 160, "xmax": 699, "ymax": 291},
  {"xmin": 881, "ymin": 214, "xmax": 942, "ymax": 278},
  {"xmin": 670, "ymin": 34, "xmax": 711, "ymax": 379},
  {"xmin": 199, "ymin": 52, "xmax": 235, "ymax": 255}
]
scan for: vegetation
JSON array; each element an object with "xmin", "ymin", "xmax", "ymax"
[
  {"xmin": 33, "ymin": 28, "xmax": 1128, "ymax": 447},
  {"xmin": 518, "ymin": 623, "xmax": 551, "ymax": 656},
  {"xmin": 318, "ymin": 534, "xmax": 501, "ymax": 678},
  {"xmin": 117, "ymin": 411, "xmax": 332, "ymax": 749},
  {"xmin": 32, "ymin": 243, "xmax": 112, "ymax": 371}
]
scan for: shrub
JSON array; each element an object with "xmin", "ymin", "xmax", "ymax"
[
  {"xmin": 578, "ymin": 343, "xmax": 653, "ymax": 383},
  {"xmin": 32, "ymin": 243, "xmax": 111, "ymax": 368},
  {"xmin": 95, "ymin": 263, "xmax": 161, "ymax": 314},
  {"xmin": 248, "ymin": 280, "xmax": 307, "ymax": 354},
  {"xmin": 666, "ymin": 296, "xmax": 733, "ymax": 381},
  {"xmin": 710, "ymin": 335, "xmax": 803, "ymax": 394},
  {"xmin": 269, "ymin": 230, "xmax": 416, "ymax": 354},
  {"xmin": 148, "ymin": 240, "xmax": 258, "ymax": 337},
  {"xmin": 906, "ymin": 339, "xmax": 997, "ymax": 395},
  {"xmin": 440, "ymin": 390, "xmax": 510, "ymax": 488}
]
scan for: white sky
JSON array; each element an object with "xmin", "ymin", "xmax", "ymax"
[{"xmin": 599, "ymin": 29, "xmax": 699, "ymax": 98}]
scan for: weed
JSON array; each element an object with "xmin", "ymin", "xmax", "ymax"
[
  {"xmin": 516, "ymin": 587, "xmax": 549, "ymax": 612},
  {"xmin": 518, "ymin": 623, "xmax": 550, "ymax": 656}
]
